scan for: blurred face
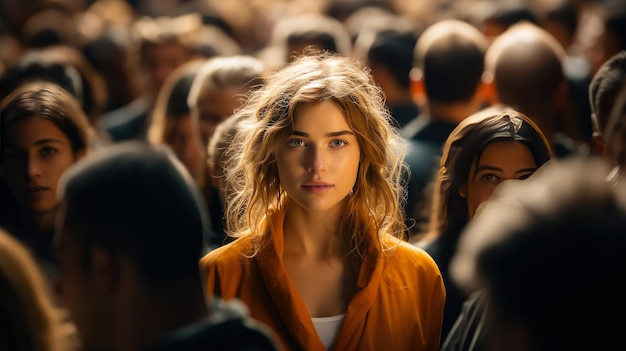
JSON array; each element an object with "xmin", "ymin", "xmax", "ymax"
[
  {"xmin": 196, "ymin": 87, "xmax": 242, "ymax": 147},
  {"xmin": 167, "ymin": 116, "xmax": 204, "ymax": 179},
  {"xmin": 55, "ymin": 205, "xmax": 112, "ymax": 349},
  {"xmin": 276, "ymin": 101, "xmax": 360, "ymax": 214},
  {"xmin": 2, "ymin": 116, "xmax": 79, "ymax": 215},
  {"xmin": 460, "ymin": 141, "xmax": 537, "ymax": 218},
  {"xmin": 142, "ymin": 42, "xmax": 189, "ymax": 98}
]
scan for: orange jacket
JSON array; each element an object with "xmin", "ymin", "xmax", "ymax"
[{"xmin": 201, "ymin": 212, "xmax": 445, "ymax": 351}]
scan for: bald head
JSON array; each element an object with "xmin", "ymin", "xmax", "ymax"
[
  {"xmin": 414, "ymin": 20, "xmax": 487, "ymax": 103},
  {"xmin": 486, "ymin": 23, "xmax": 566, "ymax": 135}
]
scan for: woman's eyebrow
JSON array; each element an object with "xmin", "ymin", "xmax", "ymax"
[
  {"xmin": 33, "ymin": 138, "xmax": 64, "ymax": 146},
  {"xmin": 291, "ymin": 130, "xmax": 355, "ymax": 137}
]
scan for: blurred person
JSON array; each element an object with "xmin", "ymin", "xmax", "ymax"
[
  {"xmin": 205, "ymin": 110, "xmax": 249, "ymax": 247},
  {"xmin": 186, "ymin": 55, "xmax": 266, "ymax": 241},
  {"xmin": 450, "ymin": 157, "xmax": 626, "ymax": 350},
  {"xmin": 263, "ymin": 13, "xmax": 352, "ymax": 70},
  {"xmin": 484, "ymin": 22, "xmax": 586, "ymax": 148},
  {"xmin": 187, "ymin": 55, "xmax": 265, "ymax": 149},
  {"xmin": 588, "ymin": 0, "xmax": 626, "ymax": 76},
  {"xmin": 352, "ymin": 20, "xmax": 420, "ymax": 129},
  {"xmin": 201, "ymin": 53, "xmax": 445, "ymax": 351},
  {"xmin": 466, "ymin": 0, "xmax": 539, "ymax": 44},
  {"xmin": 417, "ymin": 109, "xmax": 552, "ymax": 342},
  {"xmin": 148, "ymin": 59, "xmax": 206, "ymax": 184},
  {"xmin": 0, "ymin": 228, "xmax": 65, "ymax": 351},
  {"xmin": 0, "ymin": 83, "xmax": 93, "ymax": 279},
  {"xmin": 54, "ymin": 142, "xmax": 278, "ymax": 351},
  {"xmin": 100, "ymin": 14, "xmax": 200, "ymax": 142}
]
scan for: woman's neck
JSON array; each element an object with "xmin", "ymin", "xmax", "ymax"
[{"xmin": 282, "ymin": 201, "xmax": 348, "ymax": 260}]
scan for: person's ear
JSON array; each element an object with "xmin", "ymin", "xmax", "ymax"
[
  {"xmin": 410, "ymin": 67, "xmax": 426, "ymax": 105},
  {"xmin": 458, "ymin": 184, "xmax": 467, "ymax": 198},
  {"xmin": 91, "ymin": 247, "xmax": 120, "ymax": 293},
  {"xmin": 481, "ymin": 71, "xmax": 498, "ymax": 105}
]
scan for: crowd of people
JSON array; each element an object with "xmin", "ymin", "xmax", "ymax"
[{"xmin": 1, "ymin": 0, "xmax": 625, "ymax": 350}]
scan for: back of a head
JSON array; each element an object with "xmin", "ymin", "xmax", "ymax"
[
  {"xmin": 589, "ymin": 50, "xmax": 626, "ymax": 134},
  {"xmin": 486, "ymin": 22, "xmax": 565, "ymax": 130},
  {"xmin": 362, "ymin": 26, "xmax": 418, "ymax": 90},
  {"xmin": 414, "ymin": 20, "xmax": 487, "ymax": 103},
  {"xmin": 58, "ymin": 142, "xmax": 209, "ymax": 288},
  {"xmin": 452, "ymin": 157, "xmax": 626, "ymax": 350}
]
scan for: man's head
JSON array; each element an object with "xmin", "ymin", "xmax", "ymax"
[
  {"xmin": 411, "ymin": 20, "xmax": 488, "ymax": 106},
  {"xmin": 485, "ymin": 22, "xmax": 566, "ymax": 137},
  {"xmin": 54, "ymin": 142, "xmax": 209, "ymax": 348}
]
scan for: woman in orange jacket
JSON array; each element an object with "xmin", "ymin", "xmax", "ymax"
[{"xmin": 201, "ymin": 52, "xmax": 445, "ymax": 351}]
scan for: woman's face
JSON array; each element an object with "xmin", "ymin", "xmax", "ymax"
[
  {"xmin": 2, "ymin": 116, "xmax": 79, "ymax": 215},
  {"xmin": 276, "ymin": 101, "xmax": 360, "ymax": 214},
  {"xmin": 167, "ymin": 115, "xmax": 204, "ymax": 179},
  {"xmin": 460, "ymin": 141, "xmax": 537, "ymax": 218}
]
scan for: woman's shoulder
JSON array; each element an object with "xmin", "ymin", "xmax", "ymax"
[
  {"xmin": 200, "ymin": 235, "xmax": 256, "ymax": 268},
  {"xmin": 383, "ymin": 237, "xmax": 440, "ymax": 272}
]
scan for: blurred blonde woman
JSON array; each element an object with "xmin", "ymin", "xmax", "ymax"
[{"xmin": 0, "ymin": 228, "xmax": 65, "ymax": 351}]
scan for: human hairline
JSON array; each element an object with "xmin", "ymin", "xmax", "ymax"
[{"xmin": 0, "ymin": 82, "xmax": 93, "ymax": 155}]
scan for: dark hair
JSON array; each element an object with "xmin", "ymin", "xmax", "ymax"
[
  {"xmin": 0, "ymin": 82, "xmax": 92, "ymax": 155},
  {"xmin": 429, "ymin": 109, "xmax": 552, "ymax": 237},
  {"xmin": 367, "ymin": 29, "xmax": 417, "ymax": 90},
  {"xmin": 415, "ymin": 20, "xmax": 487, "ymax": 103},
  {"xmin": 589, "ymin": 50, "xmax": 626, "ymax": 132},
  {"xmin": 58, "ymin": 143, "xmax": 210, "ymax": 288},
  {"xmin": 545, "ymin": 1, "xmax": 578, "ymax": 38},
  {"xmin": 0, "ymin": 61, "xmax": 80, "ymax": 104}
]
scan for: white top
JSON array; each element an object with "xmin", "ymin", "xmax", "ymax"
[{"xmin": 312, "ymin": 314, "xmax": 345, "ymax": 350}]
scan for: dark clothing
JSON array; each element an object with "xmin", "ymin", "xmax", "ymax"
[
  {"xmin": 404, "ymin": 139, "xmax": 441, "ymax": 232},
  {"xmin": 411, "ymin": 117, "xmax": 457, "ymax": 144},
  {"xmin": 424, "ymin": 228, "xmax": 467, "ymax": 344},
  {"xmin": 403, "ymin": 114, "xmax": 458, "ymax": 234},
  {"xmin": 100, "ymin": 98, "xmax": 150, "ymax": 142},
  {"xmin": 144, "ymin": 299, "xmax": 278, "ymax": 351},
  {"xmin": 389, "ymin": 102, "xmax": 420, "ymax": 130},
  {"xmin": 441, "ymin": 289, "xmax": 489, "ymax": 351}
]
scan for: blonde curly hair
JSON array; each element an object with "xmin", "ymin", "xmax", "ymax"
[{"xmin": 224, "ymin": 52, "xmax": 408, "ymax": 256}]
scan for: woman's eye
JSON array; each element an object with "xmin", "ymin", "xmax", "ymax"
[
  {"xmin": 480, "ymin": 174, "xmax": 500, "ymax": 183},
  {"xmin": 518, "ymin": 173, "xmax": 533, "ymax": 180},
  {"xmin": 330, "ymin": 139, "xmax": 347, "ymax": 148},
  {"xmin": 40, "ymin": 147, "xmax": 57, "ymax": 157},
  {"xmin": 288, "ymin": 139, "xmax": 305, "ymax": 148}
]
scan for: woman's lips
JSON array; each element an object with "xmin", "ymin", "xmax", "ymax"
[
  {"xmin": 27, "ymin": 186, "xmax": 49, "ymax": 193},
  {"xmin": 302, "ymin": 184, "xmax": 334, "ymax": 194}
]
